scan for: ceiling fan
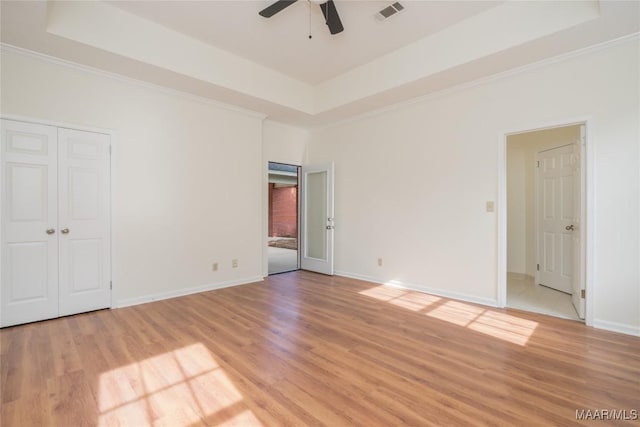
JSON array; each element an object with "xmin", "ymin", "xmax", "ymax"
[{"xmin": 259, "ymin": 0, "xmax": 344, "ymax": 35}]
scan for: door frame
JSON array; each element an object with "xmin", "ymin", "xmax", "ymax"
[
  {"xmin": 0, "ymin": 113, "xmax": 115, "ymax": 313},
  {"xmin": 497, "ymin": 117, "xmax": 593, "ymax": 326}
]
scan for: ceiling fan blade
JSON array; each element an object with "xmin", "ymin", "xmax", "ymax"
[
  {"xmin": 319, "ymin": 0, "xmax": 344, "ymax": 34},
  {"xmin": 259, "ymin": 0, "xmax": 298, "ymax": 18}
]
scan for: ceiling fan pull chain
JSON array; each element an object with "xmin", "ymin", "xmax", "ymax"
[{"xmin": 308, "ymin": 1, "xmax": 313, "ymax": 39}]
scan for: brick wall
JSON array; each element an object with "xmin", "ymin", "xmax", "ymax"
[{"xmin": 269, "ymin": 184, "xmax": 298, "ymax": 237}]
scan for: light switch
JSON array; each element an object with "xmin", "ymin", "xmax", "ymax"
[{"xmin": 486, "ymin": 201, "xmax": 495, "ymax": 212}]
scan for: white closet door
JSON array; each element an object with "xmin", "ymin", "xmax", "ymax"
[
  {"xmin": 58, "ymin": 128, "xmax": 111, "ymax": 316},
  {"xmin": 1, "ymin": 119, "xmax": 59, "ymax": 327}
]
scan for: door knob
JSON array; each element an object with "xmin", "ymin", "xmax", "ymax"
[
  {"xmin": 565, "ymin": 225, "xmax": 575, "ymax": 231},
  {"xmin": 46, "ymin": 228, "xmax": 56, "ymax": 235},
  {"xmin": 326, "ymin": 225, "xmax": 334, "ymax": 230},
  {"xmin": 61, "ymin": 228, "xmax": 70, "ymax": 234}
]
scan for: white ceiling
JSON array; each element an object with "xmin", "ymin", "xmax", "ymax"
[
  {"xmin": 108, "ymin": 0, "xmax": 502, "ymax": 84},
  {"xmin": 1, "ymin": 1, "xmax": 639, "ymax": 127}
]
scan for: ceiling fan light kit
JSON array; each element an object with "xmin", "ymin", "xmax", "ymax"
[{"xmin": 259, "ymin": 0, "xmax": 344, "ymax": 36}]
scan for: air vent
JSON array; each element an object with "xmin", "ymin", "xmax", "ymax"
[{"xmin": 376, "ymin": 2, "xmax": 405, "ymax": 21}]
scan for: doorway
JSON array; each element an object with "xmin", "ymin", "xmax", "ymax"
[
  {"xmin": 504, "ymin": 124, "xmax": 585, "ymax": 321},
  {"xmin": 267, "ymin": 162, "xmax": 300, "ymax": 274}
]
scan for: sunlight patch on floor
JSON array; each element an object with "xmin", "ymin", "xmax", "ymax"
[
  {"xmin": 358, "ymin": 284, "xmax": 441, "ymax": 311},
  {"xmin": 360, "ymin": 284, "xmax": 538, "ymax": 346},
  {"xmin": 219, "ymin": 409, "xmax": 264, "ymax": 426},
  {"xmin": 468, "ymin": 310, "xmax": 539, "ymax": 346},
  {"xmin": 427, "ymin": 301, "xmax": 485, "ymax": 326},
  {"xmin": 97, "ymin": 343, "xmax": 261, "ymax": 426}
]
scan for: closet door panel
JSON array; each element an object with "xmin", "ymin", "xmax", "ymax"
[
  {"xmin": 58, "ymin": 128, "xmax": 111, "ymax": 316},
  {"xmin": 1, "ymin": 119, "xmax": 59, "ymax": 327}
]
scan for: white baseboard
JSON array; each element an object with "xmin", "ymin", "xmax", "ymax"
[
  {"xmin": 115, "ymin": 276, "xmax": 264, "ymax": 308},
  {"xmin": 592, "ymin": 319, "xmax": 640, "ymax": 337},
  {"xmin": 112, "ymin": 272, "xmax": 640, "ymax": 338},
  {"xmin": 335, "ymin": 271, "xmax": 498, "ymax": 308}
]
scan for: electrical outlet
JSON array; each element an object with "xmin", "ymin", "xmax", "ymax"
[
  {"xmin": 212, "ymin": 262, "xmax": 218, "ymax": 272},
  {"xmin": 232, "ymin": 259, "xmax": 238, "ymax": 268},
  {"xmin": 486, "ymin": 201, "xmax": 495, "ymax": 212},
  {"xmin": 377, "ymin": 258, "xmax": 383, "ymax": 267}
]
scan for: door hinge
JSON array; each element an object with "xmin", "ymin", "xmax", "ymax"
[
  {"xmin": 581, "ymin": 289, "xmax": 585, "ymax": 299},
  {"xmin": 110, "ymin": 281, "xmax": 113, "ymax": 290},
  {"xmin": 109, "ymin": 145, "xmax": 112, "ymax": 154},
  {"xmin": 536, "ymin": 264, "xmax": 539, "ymax": 271},
  {"xmin": 536, "ymin": 161, "xmax": 540, "ymax": 168}
]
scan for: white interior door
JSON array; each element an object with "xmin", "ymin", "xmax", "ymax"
[
  {"xmin": 300, "ymin": 162, "xmax": 334, "ymax": 275},
  {"xmin": 1, "ymin": 119, "xmax": 59, "ymax": 327},
  {"xmin": 571, "ymin": 126, "xmax": 586, "ymax": 319},
  {"xmin": 537, "ymin": 144, "xmax": 574, "ymax": 294},
  {"xmin": 58, "ymin": 128, "xmax": 111, "ymax": 316}
]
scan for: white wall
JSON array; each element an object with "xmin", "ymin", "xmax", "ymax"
[
  {"xmin": 507, "ymin": 125, "xmax": 581, "ymax": 277},
  {"xmin": 263, "ymin": 120, "xmax": 308, "ymax": 166},
  {"xmin": 506, "ymin": 140, "xmax": 527, "ymax": 275},
  {"xmin": 1, "ymin": 39, "xmax": 637, "ymax": 335},
  {"xmin": 1, "ymin": 48, "xmax": 265, "ymax": 306},
  {"xmin": 308, "ymin": 38, "xmax": 640, "ymax": 334},
  {"xmin": 261, "ymin": 120, "xmax": 308, "ymax": 276}
]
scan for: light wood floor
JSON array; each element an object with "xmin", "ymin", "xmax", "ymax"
[{"xmin": 2, "ymin": 271, "xmax": 639, "ymax": 426}]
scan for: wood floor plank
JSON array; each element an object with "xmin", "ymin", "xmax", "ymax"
[
  {"xmin": 47, "ymin": 370, "xmax": 100, "ymax": 426},
  {"xmin": 1, "ymin": 270, "xmax": 639, "ymax": 426},
  {"xmin": 1, "ymin": 390, "xmax": 52, "ymax": 426}
]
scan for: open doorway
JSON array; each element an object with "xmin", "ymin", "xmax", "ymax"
[
  {"xmin": 505, "ymin": 124, "xmax": 585, "ymax": 321},
  {"xmin": 268, "ymin": 162, "xmax": 300, "ymax": 274}
]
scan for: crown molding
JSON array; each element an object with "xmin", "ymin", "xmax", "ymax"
[
  {"xmin": 2, "ymin": 31, "xmax": 638, "ymax": 129},
  {"xmin": 0, "ymin": 43, "xmax": 268, "ymax": 120},
  {"xmin": 313, "ymin": 32, "xmax": 640, "ymax": 132}
]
